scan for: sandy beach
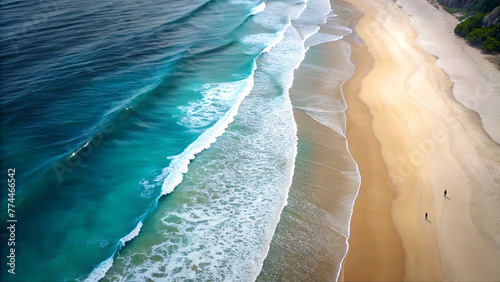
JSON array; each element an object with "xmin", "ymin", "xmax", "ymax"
[{"xmin": 339, "ymin": 0, "xmax": 500, "ymax": 281}]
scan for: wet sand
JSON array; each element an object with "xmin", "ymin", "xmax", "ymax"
[
  {"xmin": 339, "ymin": 0, "xmax": 500, "ymax": 281},
  {"xmin": 339, "ymin": 2, "xmax": 406, "ymax": 281},
  {"xmin": 257, "ymin": 6, "xmax": 360, "ymax": 281}
]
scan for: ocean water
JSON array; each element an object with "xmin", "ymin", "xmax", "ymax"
[
  {"xmin": 0, "ymin": 0, "xmax": 357, "ymax": 281},
  {"xmin": 258, "ymin": 3, "xmax": 358, "ymax": 281}
]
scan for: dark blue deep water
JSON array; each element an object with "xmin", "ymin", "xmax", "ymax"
[
  {"xmin": 0, "ymin": 0, "xmax": 348, "ymax": 280},
  {"xmin": 1, "ymin": 0, "xmax": 269, "ymax": 280}
]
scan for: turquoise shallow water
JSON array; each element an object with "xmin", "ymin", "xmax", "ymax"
[{"xmin": 0, "ymin": 0, "xmax": 356, "ymax": 280}]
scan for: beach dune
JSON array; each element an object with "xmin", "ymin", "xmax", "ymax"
[{"xmin": 340, "ymin": 0, "xmax": 500, "ymax": 281}]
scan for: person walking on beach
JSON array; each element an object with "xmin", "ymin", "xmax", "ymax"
[
  {"xmin": 425, "ymin": 212, "xmax": 428, "ymax": 220},
  {"xmin": 444, "ymin": 190, "xmax": 447, "ymax": 197}
]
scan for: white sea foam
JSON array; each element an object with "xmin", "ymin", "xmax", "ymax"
[
  {"xmin": 249, "ymin": 28, "xmax": 306, "ymax": 281},
  {"xmin": 292, "ymin": 0, "xmax": 331, "ymax": 41},
  {"xmin": 100, "ymin": 0, "xmax": 332, "ymax": 280},
  {"xmin": 240, "ymin": 0, "xmax": 307, "ymax": 55},
  {"xmin": 159, "ymin": 0, "xmax": 314, "ymax": 198},
  {"xmin": 82, "ymin": 222, "xmax": 143, "ymax": 282},
  {"xmin": 119, "ymin": 222, "xmax": 143, "ymax": 247},
  {"xmin": 94, "ymin": 0, "xmax": 347, "ymax": 281},
  {"xmin": 85, "ymin": 1, "xmax": 286, "ymax": 279},
  {"xmin": 288, "ymin": 4, "xmax": 358, "ymax": 281},
  {"xmin": 160, "ymin": 73, "xmax": 255, "ymax": 196},
  {"xmin": 246, "ymin": 2, "xmax": 359, "ymax": 281},
  {"xmin": 306, "ymin": 32, "xmax": 344, "ymax": 47},
  {"xmin": 337, "ymin": 40, "xmax": 361, "ymax": 278},
  {"xmin": 103, "ymin": 24, "xmax": 305, "ymax": 282},
  {"xmin": 305, "ymin": 6, "xmax": 352, "ymax": 48},
  {"xmin": 250, "ymin": 1, "xmax": 266, "ymax": 15},
  {"xmin": 304, "ymin": 109, "xmax": 347, "ymax": 137},
  {"xmin": 149, "ymin": 0, "xmax": 336, "ymax": 279},
  {"xmin": 138, "ymin": 179, "xmax": 157, "ymax": 198},
  {"xmin": 177, "ymin": 80, "xmax": 252, "ymax": 130},
  {"xmin": 251, "ymin": 0, "xmax": 307, "ymax": 31},
  {"xmin": 83, "ymin": 257, "xmax": 114, "ymax": 282},
  {"xmin": 241, "ymin": 32, "xmax": 285, "ymax": 55}
]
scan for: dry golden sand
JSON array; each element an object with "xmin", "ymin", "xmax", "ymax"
[
  {"xmin": 339, "ymin": 0, "xmax": 500, "ymax": 281},
  {"xmin": 339, "ymin": 4, "xmax": 406, "ymax": 281}
]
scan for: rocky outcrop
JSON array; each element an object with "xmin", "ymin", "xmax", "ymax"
[{"xmin": 484, "ymin": 6, "xmax": 500, "ymax": 27}]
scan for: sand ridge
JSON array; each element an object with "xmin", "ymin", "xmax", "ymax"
[{"xmin": 340, "ymin": 0, "xmax": 500, "ymax": 281}]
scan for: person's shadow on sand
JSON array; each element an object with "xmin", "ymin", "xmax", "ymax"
[{"xmin": 425, "ymin": 212, "xmax": 432, "ymax": 223}]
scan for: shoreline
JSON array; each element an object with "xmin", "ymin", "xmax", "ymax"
[
  {"xmin": 256, "ymin": 3, "xmax": 361, "ymax": 280},
  {"xmin": 339, "ymin": 0, "xmax": 500, "ymax": 281},
  {"xmin": 338, "ymin": 0, "xmax": 407, "ymax": 280}
]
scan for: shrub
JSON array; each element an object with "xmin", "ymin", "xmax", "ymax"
[
  {"xmin": 482, "ymin": 37, "xmax": 500, "ymax": 53},
  {"xmin": 455, "ymin": 13, "xmax": 488, "ymax": 37}
]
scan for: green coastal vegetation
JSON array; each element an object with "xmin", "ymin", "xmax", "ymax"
[
  {"xmin": 455, "ymin": 12, "xmax": 500, "ymax": 52},
  {"xmin": 438, "ymin": 0, "xmax": 500, "ymax": 53}
]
